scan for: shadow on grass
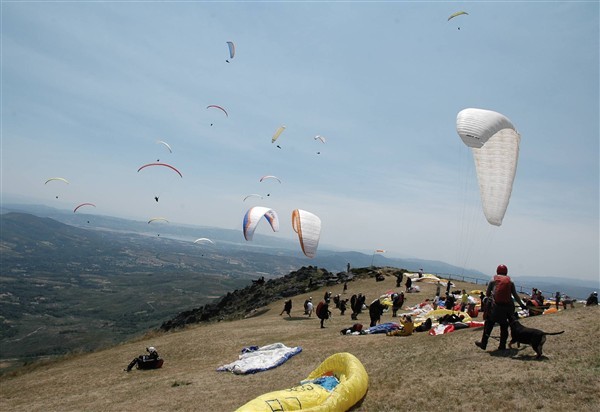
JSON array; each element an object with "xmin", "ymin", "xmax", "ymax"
[
  {"xmin": 489, "ymin": 348, "xmax": 519, "ymax": 358},
  {"xmin": 283, "ymin": 316, "xmax": 312, "ymax": 321},
  {"xmin": 488, "ymin": 347, "xmax": 548, "ymax": 361}
]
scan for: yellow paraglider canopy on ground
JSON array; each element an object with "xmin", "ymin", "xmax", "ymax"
[{"xmin": 236, "ymin": 352, "xmax": 368, "ymax": 412}]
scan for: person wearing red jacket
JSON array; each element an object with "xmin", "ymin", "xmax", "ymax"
[{"xmin": 475, "ymin": 265, "xmax": 526, "ymax": 351}]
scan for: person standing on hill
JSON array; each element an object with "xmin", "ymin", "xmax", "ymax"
[
  {"xmin": 395, "ymin": 271, "xmax": 404, "ymax": 288},
  {"xmin": 304, "ymin": 297, "xmax": 313, "ymax": 316},
  {"xmin": 368, "ymin": 298, "xmax": 385, "ymax": 327},
  {"xmin": 350, "ymin": 294, "xmax": 358, "ymax": 320},
  {"xmin": 339, "ymin": 298, "xmax": 348, "ymax": 315},
  {"xmin": 333, "ymin": 294, "xmax": 341, "ymax": 309},
  {"xmin": 405, "ymin": 276, "xmax": 412, "ymax": 292},
  {"xmin": 280, "ymin": 299, "xmax": 292, "ymax": 317},
  {"xmin": 317, "ymin": 300, "xmax": 330, "ymax": 328},
  {"xmin": 392, "ymin": 292, "xmax": 405, "ymax": 317},
  {"xmin": 357, "ymin": 293, "xmax": 366, "ymax": 314},
  {"xmin": 554, "ymin": 291, "xmax": 561, "ymax": 309},
  {"xmin": 475, "ymin": 264, "xmax": 526, "ymax": 351}
]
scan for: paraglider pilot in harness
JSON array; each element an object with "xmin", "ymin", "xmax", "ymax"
[{"xmin": 125, "ymin": 346, "xmax": 162, "ymax": 372}]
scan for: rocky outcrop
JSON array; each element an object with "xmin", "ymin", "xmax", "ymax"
[{"xmin": 160, "ymin": 266, "xmax": 354, "ymax": 331}]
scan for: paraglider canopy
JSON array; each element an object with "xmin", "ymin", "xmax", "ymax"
[
  {"xmin": 291, "ymin": 209, "xmax": 322, "ymax": 258},
  {"xmin": 45, "ymin": 177, "xmax": 69, "ymax": 199},
  {"xmin": 259, "ymin": 175, "xmax": 281, "ymax": 184},
  {"xmin": 206, "ymin": 105, "xmax": 228, "ymax": 117},
  {"xmin": 137, "ymin": 162, "xmax": 183, "ymax": 178},
  {"xmin": 148, "ymin": 217, "xmax": 169, "ymax": 224},
  {"xmin": 156, "ymin": 140, "xmax": 172, "ymax": 153},
  {"xmin": 45, "ymin": 177, "xmax": 69, "ymax": 185},
  {"xmin": 73, "ymin": 203, "xmax": 96, "ymax": 213},
  {"xmin": 448, "ymin": 11, "xmax": 468, "ymax": 21},
  {"xmin": 194, "ymin": 238, "xmax": 215, "ymax": 245},
  {"xmin": 456, "ymin": 108, "xmax": 521, "ymax": 226},
  {"xmin": 243, "ymin": 194, "xmax": 264, "ymax": 202},
  {"xmin": 243, "ymin": 207, "xmax": 280, "ymax": 241},
  {"xmin": 271, "ymin": 126, "xmax": 286, "ymax": 143},
  {"xmin": 226, "ymin": 41, "xmax": 235, "ymax": 62}
]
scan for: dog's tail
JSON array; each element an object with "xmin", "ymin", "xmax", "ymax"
[{"xmin": 543, "ymin": 330, "xmax": 565, "ymax": 336}]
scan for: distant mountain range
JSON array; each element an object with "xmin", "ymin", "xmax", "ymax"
[
  {"xmin": 0, "ymin": 203, "xmax": 486, "ymax": 275},
  {"xmin": 3, "ymin": 203, "xmax": 597, "ymax": 295},
  {"xmin": 1, "ymin": 204, "xmax": 597, "ymax": 364}
]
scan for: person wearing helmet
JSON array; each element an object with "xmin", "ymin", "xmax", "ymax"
[
  {"xmin": 124, "ymin": 346, "xmax": 160, "ymax": 372},
  {"xmin": 475, "ymin": 264, "xmax": 526, "ymax": 352}
]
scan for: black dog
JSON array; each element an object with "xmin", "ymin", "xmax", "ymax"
[{"xmin": 509, "ymin": 319, "xmax": 564, "ymax": 358}]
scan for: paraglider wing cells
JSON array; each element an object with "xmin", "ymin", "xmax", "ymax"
[
  {"xmin": 243, "ymin": 207, "xmax": 280, "ymax": 241},
  {"xmin": 292, "ymin": 209, "xmax": 322, "ymax": 258},
  {"xmin": 456, "ymin": 108, "xmax": 520, "ymax": 226}
]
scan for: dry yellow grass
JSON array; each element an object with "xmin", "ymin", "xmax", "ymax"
[{"xmin": 1, "ymin": 272, "xmax": 599, "ymax": 412}]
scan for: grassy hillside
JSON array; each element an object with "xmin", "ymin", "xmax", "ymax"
[{"xmin": 1, "ymin": 272, "xmax": 598, "ymax": 412}]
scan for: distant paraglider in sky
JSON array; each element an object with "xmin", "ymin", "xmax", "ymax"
[
  {"xmin": 156, "ymin": 140, "xmax": 172, "ymax": 153},
  {"xmin": 148, "ymin": 217, "xmax": 169, "ymax": 224},
  {"xmin": 456, "ymin": 108, "xmax": 520, "ymax": 226},
  {"xmin": 243, "ymin": 206, "xmax": 280, "ymax": 241},
  {"xmin": 243, "ymin": 194, "xmax": 264, "ymax": 202},
  {"xmin": 271, "ymin": 126, "xmax": 286, "ymax": 144},
  {"xmin": 207, "ymin": 105, "xmax": 228, "ymax": 125},
  {"xmin": 314, "ymin": 135, "xmax": 325, "ymax": 154},
  {"xmin": 45, "ymin": 177, "xmax": 69, "ymax": 185},
  {"xmin": 193, "ymin": 238, "xmax": 215, "ymax": 245},
  {"xmin": 226, "ymin": 41, "xmax": 235, "ymax": 63},
  {"xmin": 137, "ymin": 162, "xmax": 183, "ymax": 178},
  {"xmin": 73, "ymin": 203, "xmax": 96, "ymax": 213},
  {"xmin": 448, "ymin": 11, "xmax": 468, "ymax": 21},
  {"xmin": 148, "ymin": 217, "xmax": 169, "ymax": 236},
  {"xmin": 206, "ymin": 105, "xmax": 228, "ymax": 117},
  {"xmin": 291, "ymin": 209, "xmax": 322, "ymax": 258},
  {"xmin": 448, "ymin": 10, "xmax": 468, "ymax": 30},
  {"xmin": 45, "ymin": 177, "xmax": 69, "ymax": 199},
  {"xmin": 259, "ymin": 175, "xmax": 282, "ymax": 184}
]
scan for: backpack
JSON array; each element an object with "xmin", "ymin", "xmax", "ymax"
[
  {"xmin": 493, "ymin": 275, "xmax": 513, "ymax": 304},
  {"xmin": 316, "ymin": 301, "xmax": 328, "ymax": 319}
]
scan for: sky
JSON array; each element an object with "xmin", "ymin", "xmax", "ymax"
[{"xmin": 1, "ymin": 1, "xmax": 598, "ymax": 284}]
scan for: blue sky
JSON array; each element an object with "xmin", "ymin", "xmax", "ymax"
[{"xmin": 1, "ymin": 1, "xmax": 598, "ymax": 283}]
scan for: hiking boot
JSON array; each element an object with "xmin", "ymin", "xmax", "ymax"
[
  {"xmin": 497, "ymin": 345, "xmax": 506, "ymax": 351},
  {"xmin": 475, "ymin": 341, "xmax": 486, "ymax": 350}
]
